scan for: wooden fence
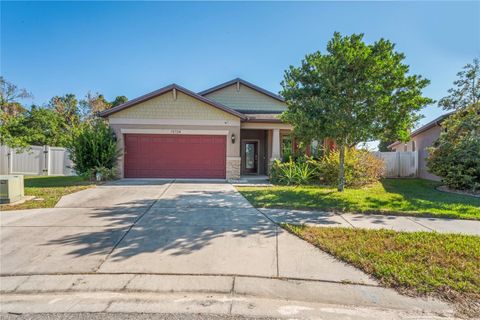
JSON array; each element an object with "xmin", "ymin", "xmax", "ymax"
[
  {"xmin": 0, "ymin": 145, "xmax": 75, "ymax": 176},
  {"xmin": 374, "ymin": 151, "xmax": 418, "ymax": 178}
]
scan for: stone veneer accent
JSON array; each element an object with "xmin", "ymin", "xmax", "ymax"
[{"xmin": 226, "ymin": 157, "xmax": 241, "ymax": 180}]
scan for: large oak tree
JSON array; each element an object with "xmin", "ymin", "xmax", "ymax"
[{"xmin": 281, "ymin": 32, "xmax": 432, "ymax": 191}]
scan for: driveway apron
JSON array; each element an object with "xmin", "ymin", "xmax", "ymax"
[{"xmin": 97, "ymin": 182, "xmax": 278, "ymax": 277}]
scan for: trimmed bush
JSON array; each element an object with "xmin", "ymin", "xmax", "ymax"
[
  {"xmin": 427, "ymin": 103, "xmax": 480, "ymax": 191},
  {"xmin": 68, "ymin": 120, "xmax": 120, "ymax": 180}
]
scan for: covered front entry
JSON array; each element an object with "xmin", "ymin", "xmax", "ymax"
[
  {"xmin": 241, "ymin": 129, "xmax": 268, "ymax": 175},
  {"xmin": 124, "ymin": 134, "xmax": 226, "ymax": 179}
]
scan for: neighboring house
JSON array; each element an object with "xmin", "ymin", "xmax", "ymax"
[
  {"xmin": 388, "ymin": 112, "xmax": 453, "ymax": 181},
  {"xmin": 100, "ymin": 78, "xmax": 294, "ymax": 179}
]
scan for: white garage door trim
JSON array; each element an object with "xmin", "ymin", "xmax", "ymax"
[
  {"xmin": 110, "ymin": 118, "xmax": 240, "ymax": 126},
  {"xmin": 120, "ymin": 128, "xmax": 229, "ymax": 135}
]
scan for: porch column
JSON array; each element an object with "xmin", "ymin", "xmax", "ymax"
[{"xmin": 270, "ymin": 129, "xmax": 281, "ymax": 161}]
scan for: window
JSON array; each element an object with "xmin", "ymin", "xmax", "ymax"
[
  {"xmin": 411, "ymin": 141, "xmax": 416, "ymax": 152},
  {"xmin": 310, "ymin": 139, "xmax": 321, "ymax": 158}
]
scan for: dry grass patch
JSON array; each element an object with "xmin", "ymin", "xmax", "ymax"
[{"xmin": 283, "ymin": 224, "xmax": 480, "ymax": 317}]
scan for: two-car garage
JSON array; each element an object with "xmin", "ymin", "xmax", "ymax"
[
  {"xmin": 100, "ymin": 84, "xmax": 244, "ymax": 180},
  {"xmin": 124, "ymin": 134, "xmax": 227, "ymax": 179}
]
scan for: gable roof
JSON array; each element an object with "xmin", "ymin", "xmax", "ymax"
[
  {"xmin": 99, "ymin": 84, "xmax": 245, "ymax": 119},
  {"xmin": 198, "ymin": 78, "xmax": 285, "ymax": 102},
  {"xmin": 388, "ymin": 111, "xmax": 455, "ymax": 148}
]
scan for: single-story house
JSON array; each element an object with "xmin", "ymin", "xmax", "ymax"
[
  {"xmin": 100, "ymin": 78, "xmax": 295, "ymax": 180},
  {"xmin": 388, "ymin": 112, "xmax": 453, "ymax": 180}
]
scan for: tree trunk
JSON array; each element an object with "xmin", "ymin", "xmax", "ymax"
[{"xmin": 338, "ymin": 144, "xmax": 345, "ymax": 192}]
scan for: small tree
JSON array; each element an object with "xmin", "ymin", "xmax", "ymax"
[
  {"xmin": 48, "ymin": 94, "xmax": 81, "ymax": 127},
  {"xmin": 68, "ymin": 119, "xmax": 120, "ymax": 179},
  {"xmin": 438, "ymin": 58, "xmax": 479, "ymax": 111},
  {"xmin": 281, "ymin": 32, "xmax": 432, "ymax": 191},
  {"xmin": 427, "ymin": 103, "xmax": 480, "ymax": 191},
  {"xmin": 427, "ymin": 59, "xmax": 480, "ymax": 191}
]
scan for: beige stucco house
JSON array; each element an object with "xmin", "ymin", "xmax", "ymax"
[
  {"xmin": 388, "ymin": 112, "xmax": 453, "ymax": 180},
  {"xmin": 100, "ymin": 78, "xmax": 293, "ymax": 179}
]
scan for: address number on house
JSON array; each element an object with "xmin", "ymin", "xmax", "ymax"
[{"xmin": 170, "ymin": 129, "xmax": 182, "ymax": 134}]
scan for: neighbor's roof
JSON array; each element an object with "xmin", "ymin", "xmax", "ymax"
[
  {"xmin": 198, "ymin": 78, "xmax": 285, "ymax": 103},
  {"xmin": 388, "ymin": 111, "xmax": 455, "ymax": 148},
  {"xmin": 99, "ymin": 84, "xmax": 245, "ymax": 119}
]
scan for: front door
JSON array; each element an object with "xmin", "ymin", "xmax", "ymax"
[{"xmin": 242, "ymin": 141, "xmax": 258, "ymax": 174}]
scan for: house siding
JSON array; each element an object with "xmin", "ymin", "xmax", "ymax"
[
  {"xmin": 204, "ymin": 83, "xmax": 287, "ymax": 112},
  {"xmin": 413, "ymin": 126, "xmax": 442, "ymax": 181},
  {"xmin": 109, "ymin": 90, "xmax": 239, "ymax": 121}
]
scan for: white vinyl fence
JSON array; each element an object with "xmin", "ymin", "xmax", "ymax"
[
  {"xmin": 0, "ymin": 145, "xmax": 75, "ymax": 176},
  {"xmin": 374, "ymin": 151, "xmax": 418, "ymax": 178}
]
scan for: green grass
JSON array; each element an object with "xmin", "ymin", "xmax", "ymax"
[
  {"xmin": 1, "ymin": 176, "xmax": 96, "ymax": 211},
  {"xmin": 238, "ymin": 179, "xmax": 480, "ymax": 220},
  {"xmin": 283, "ymin": 224, "xmax": 480, "ymax": 316}
]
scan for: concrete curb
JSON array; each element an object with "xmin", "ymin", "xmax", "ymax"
[
  {"xmin": 0, "ymin": 274, "xmax": 453, "ymax": 315},
  {"xmin": 0, "ymin": 291, "xmax": 458, "ymax": 319}
]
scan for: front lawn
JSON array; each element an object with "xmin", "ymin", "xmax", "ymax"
[
  {"xmin": 238, "ymin": 179, "xmax": 480, "ymax": 220},
  {"xmin": 0, "ymin": 176, "xmax": 96, "ymax": 211},
  {"xmin": 283, "ymin": 224, "xmax": 480, "ymax": 317}
]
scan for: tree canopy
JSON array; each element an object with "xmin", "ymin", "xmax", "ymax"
[
  {"xmin": 281, "ymin": 32, "xmax": 432, "ymax": 190},
  {"xmin": 0, "ymin": 77, "xmax": 32, "ymax": 116},
  {"xmin": 0, "ymin": 77, "xmax": 128, "ymax": 149},
  {"xmin": 0, "ymin": 106, "xmax": 70, "ymax": 148}
]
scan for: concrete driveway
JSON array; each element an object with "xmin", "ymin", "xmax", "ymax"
[{"xmin": 0, "ymin": 180, "xmax": 374, "ymax": 284}]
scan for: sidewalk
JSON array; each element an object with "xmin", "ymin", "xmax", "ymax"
[{"xmin": 259, "ymin": 208, "xmax": 480, "ymax": 235}]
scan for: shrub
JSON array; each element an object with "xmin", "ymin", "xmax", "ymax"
[
  {"xmin": 270, "ymin": 159, "xmax": 317, "ymax": 185},
  {"xmin": 427, "ymin": 103, "xmax": 480, "ymax": 191},
  {"xmin": 270, "ymin": 149, "xmax": 384, "ymax": 187},
  {"xmin": 318, "ymin": 148, "xmax": 385, "ymax": 187},
  {"xmin": 68, "ymin": 120, "xmax": 120, "ymax": 180}
]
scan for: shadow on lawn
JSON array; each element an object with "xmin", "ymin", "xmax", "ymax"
[{"xmin": 45, "ymin": 186, "xmax": 276, "ymax": 261}]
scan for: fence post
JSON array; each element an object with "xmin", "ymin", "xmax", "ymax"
[
  {"xmin": 8, "ymin": 148, "xmax": 12, "ymax": 174},
  {"xmin": 396, "ymin": 152, "xmax": 400, "ymax": 177},
  {"xmin": 43, "ymin": 145, "xmax": 49, "ymax": 176},
  {"xmin": 414, "ymin": 151, "xmax": 419, "ymax": 177}
]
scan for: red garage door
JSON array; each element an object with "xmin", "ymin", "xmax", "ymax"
[{"xmin": 124, "ymin": 134, "xmax": 226, "ymax": 179}]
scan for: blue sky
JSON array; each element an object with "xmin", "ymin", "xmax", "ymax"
[{"xmin": 2, "ymin": 1, "xmax": 479, "ymax": 132}]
